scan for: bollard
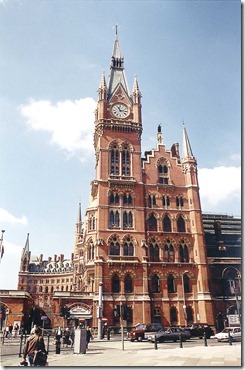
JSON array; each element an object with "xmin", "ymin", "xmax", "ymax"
[
  {"xmin": 228, "ymin": 331, "xmax": 232, "ymax": 346},
  {"xmin": 204, "ymin": 332, "xmax": 208, "ymax": 347},
  {"xmin": 154, "ymin": 335, "xmax": 158, "ymax": 350},
  {"xmin": 179, "ymin": 332, "xmax": 183, "ymax": 348},
  {"xmin": 107, "ymin": 328, "xmax": 110, "ymax": 341},
  {"xmin": 19, "ymin": 334, "xmax": 23, "ymax": 357},
  {"xmin": 55, "ymin": 339, "xmax": 61, "ymax": 354},
  {"xmin": 47, "ymin": 334, "xmax": 50, "ymax": 354}
]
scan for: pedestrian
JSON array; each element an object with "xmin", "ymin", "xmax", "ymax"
[
  {"xmin": 13, "ymin": 323, "xmax": 19, "ymax": 338},
  {"xmin": 55, "ymin": 326, "xmax": 63, "ymax": 341},
  {"xmin": 63, "ymin": 327, "xmax": 71, "ymax": 347},
  {"xmin": 86, "ymin": 326, "xmax": 93, "ymax": 349},
  {"xmin": 5, "ymin": 325, "xmax": 10, "ymax": 338},
  {"xmin": 9, "ymin": 323, "xmax": 13, "ymax": 338},
  {"xmin": 23, "ymin": 325, "xmax": 47, "ymax": 366}
]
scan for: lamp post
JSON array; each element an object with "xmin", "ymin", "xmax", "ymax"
[
  {"xmin": 0, "ymin": 230, "xmax": 5, "ymax": 261},
  {"xmin": 181, "ymin": 270, "xmax": 189, "ymax": 327},
  {"xmin": 235, "ymin": 272, "xmax": 241, "ymax": 326},
  {"xmin": 97, "ymin": 282, "xmax": 103, "ymax": 340}
]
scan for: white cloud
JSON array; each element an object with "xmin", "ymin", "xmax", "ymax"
[
  {"xmin": 2, "ymin": 239, "xmax": 23, "ymax": 256},
  {"xmin": 198, "ymin": 166, "xmax": 241, "ymax": 210},
  {"xmin": 0, "ymin": 208, "xmax": 28, "ymax": 225},
  {"xmin": 20, "ymin": 97, "xmax": 96, "ymax": 161}
]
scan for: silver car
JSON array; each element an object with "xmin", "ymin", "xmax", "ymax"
[{"xmin": 215, "ymin": 327, "xmax": 241, "ymax": 342}]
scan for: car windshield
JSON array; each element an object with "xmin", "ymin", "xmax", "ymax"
[
  {"xmin": 135, "ymin": 324, "xmax": 146, "ymax": 330},
  {"xmin": 222, "ymin": 328, "xmax": 232, "ymax": 333}
]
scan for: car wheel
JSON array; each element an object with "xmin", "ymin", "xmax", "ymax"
[
  {"xmin": 173, "ymin": 339, "xmax": 177, "ymax": 342},
  {"xmin": 137, "ymin": 336, "xmax": 143, "ymax": 342},
  {"xmin": 130, "ymin": 339, "xmax": 134, "ymax": 342}
]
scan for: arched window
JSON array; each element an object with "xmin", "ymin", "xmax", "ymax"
[
  {"xmin": 152, "ymin": 274, "xmax": 160, "ymax": 293},
  {"xmin": 158, "ymin": 162, "xmax": 169, "ymax": 184},
  {"xmin": 124, "ymin": 274, "xmax": 133, "ymax": 293},
  {"xmin": 109, "ymin": 237, "xmax": 120, "ymax": 255},
  {"xmin": 163, "ymin": 215, "xmax": 171, "ymax": 232},
  {"xmin": 109, "ymin": 210, "xmax": 120, "ymax": 228},
  {"xmin": 186, "ymin": 306, "xmax": 193, "ymax": 325},
  {"xmin": 148, "ymin": 213, "xmax": 157, "ymax": 231},
  {"xmin": 149, "ymin": 242, "xmax": 159, "ymax": 262},
  {"xmin": 167, "ymin": 274, "xmax": 175, "ymax": 293},
  {"xmin": 109, "ymin": 193, "xmax": 119, "ymax": 204},
  {"xmin": 122, "ymin": 145, "xmax": 130, "ymax": 176},
  {"xmin": 123, "ymin": 238, "xmax": 134, "ymax": 256},
  {"xmin": 162, "ymin": 196, "xmax": 170, "ymax": 207},
  {"xmin": 123, "ymin": 211, "xmax": 133, "ymax": 228},
  {"xmin": 123, "ymin": 194, "xmax": 132, "ymax": 205},
  {"xmin": 164, "ymin": 240, "xmax": 174, "ymax": 262},
  {"xmin": 45, "ymin": 286, "xmax": 49, "ymax": 293},
  {"xmin": 177, "ymin": 215, "xmax": 185, "ymax": 232},
  {"xmin": 39, "ymin": 286, "xmax": 42, "ymax": 293},
  {"xmin": 110, "ymin": 145, "xmax": 119, "ymax": 175},
  {"xmin": 170, "ymin": 307, "xmax": 178, "ymax": 326},
  {"xmin": 179, "ymin": 240, "xmax": 189, "ymax": 262},
  {"xmin": 112, "ymin": 274, "xmax": 120, "ymax": 293},
  {"xmin": 183, "ymin": 273, "xmax": 191, "ymax": 293},
  {"xmin": 88, "ymin": 242, "xmax": 95, "ymax": 260},
  {"xmin": 50, "ymin": 286, "xmax": 54, "ymax": 293}
]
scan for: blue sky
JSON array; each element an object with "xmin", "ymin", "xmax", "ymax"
[{"xmin": 0, "ymin": 0, "xmax": 241, "ymax": 289}]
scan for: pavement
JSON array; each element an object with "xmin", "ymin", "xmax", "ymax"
[{"xmin": 0, "ymin": 339, "xmax": 242, "ymax": 367}]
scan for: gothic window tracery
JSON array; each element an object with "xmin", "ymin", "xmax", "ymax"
[
  {"xmin": 122, "ymin": 145, "xmax": 130, "ymax": 176},
  {"xmin": 164, "ymin": 240, "xmax": 174, "ymax": 262},
  {"xmin": 109, "ymin": 210, "xmax": 120, "ymax": 228},
  {"xmin": 149, "ymin": 239, "xmax": 159, "ymax": 262},
  {"xmin": 179, "ymin": 240, "xmax": 189, "ymax": 262},
  {"xmin": 110, "ymin": 144, "xmax": 119, "ymax": 175},
  {"xmin": 109, "ymin": 236, "xmax": 120, "ymax": 255},
  {"xmin": 124, "ymin": 274, "xmax": 133, "ymax": 293},
  {"xmin": 123, "ymin": 237, "xmax": 134, "ymax": 256},
  {"xmin": 123, "ymin": 211, "xmax": 133, "ymax": 228},
  {"xmin": 162, "ymin": 196, "xmax": 170, "ymax": 207},
  {"xmin": 158, "ymin": 159, "xmax": 169, "ymax": 184}
]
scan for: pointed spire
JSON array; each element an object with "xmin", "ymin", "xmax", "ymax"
[
  {"xmin": 99, "ymin": 71, "xmax": 107, "ymax": 90},
  {"xmin": 21, "ymin": 233, "xmax": 29, "ymax": 258},
  {"xmin": 132, "ymin": 75, "xmax": 142, "ymax": 104},
  {"xmin": 108, "ymin": 31, "xmax": 129, "ymax": 98},
  {"xmin": 182, "ymin": 125, "xmax": 194, "ymax": 159}
]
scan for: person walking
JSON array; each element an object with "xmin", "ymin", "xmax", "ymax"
[
  {"xmin": 23, "ymin": 325, "xmax": 47, "ymax": 366},
  {"xmin": 86, "ymin": 326, "xmax": 93, "ymax": 350}
]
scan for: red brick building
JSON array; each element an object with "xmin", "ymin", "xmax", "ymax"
[{"xmin": 8, "ymin": 33, "xmax": 240, "ymax": 333}]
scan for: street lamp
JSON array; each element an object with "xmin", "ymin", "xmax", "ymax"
[
  {"xmin": 181, "ymin": 270, "xmax": 189, "ymax": 327},
  {"xmin": 0, "ymin": 230, "xmax": 5, "ymax": 260},
  {"xmin": 97, "ymin": 282, "xmax": 103, "ymax": 340}
]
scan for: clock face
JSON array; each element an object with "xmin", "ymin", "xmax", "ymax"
[{"xmin": 111, "ymin": 103, "xmax": 129, "ymax": 118}]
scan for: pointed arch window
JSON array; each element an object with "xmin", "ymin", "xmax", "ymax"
[
  {"xmin": 110, "ymin": 145, "xmax": 119, "ymax": 175},
  {"xmin": 109, "ymin": 237, "xmax": 120, "ymax": 256},
  {"xmin": 148, "ymin": 213, "xmax": 157, "ymax": 231},
  {"xmin": 123, "ymin": 211, "xmax": 133, "ymax": 228},
  {"xmin": 88, "ymin": 242, "xmax": 95, "ymax": 260},
  {"xmin": 109, "ymin": 210, "xmax": 120, "ymax": 228},
  {"xmin": 177, "ymin": 215, "xmax": 186, "ymax": 232},
  {"xmin": 152, "ymin": 274, "xmax": 160, "ymax": 293},
  {"xmin": 164, "ymin": 241, "xmax": 174, "ymax": 262},
  {"xmin": 123, "ymin": 194, "xmax": 132, "ymax": 205},
  {"xmin": 122, "ymin": 145, "xmax": 131, "ymax": 176},
  {"xmin": 123, "ymin": 238, "xmax": 134, "ymax": 256},
  {"xmin": 163, "ymin": 215, "xmax": 171, "ymax": 232},
  {"xmin": 167, "ymin": 274, "xmax": 175, "ymax": 293},
  {"xmin": 183, "ymin": 273, "xmax": 191, "ymax": 293},
  {"xmin": 149, "ymin": 241, "xmax": 159, "ymax": 262},
  {"xmin": 179, "ymin": 240, "xmax": 189, "ymax": 262},
  {"xmin": 223, "ymin": 268, "xmax": 241, "ymax": 296},
  {"xmin": 124, "ymin": 274, "xmax": 133, "ymax": 293},
  {"xmin": 109, "ymin": 193, "xmax": 119, "ymax": 205},
  {"xmin": 112, "ymin": 274, "xmax": 120, "ymax": 293}
]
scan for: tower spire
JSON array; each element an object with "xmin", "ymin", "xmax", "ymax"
[
  {"xmin": 21, "ymin": 233, "xmax": 29, "ymax": 258},
  {"xmin": 182, "ymin": 125, "xmax": 194, "ymax": 159}
]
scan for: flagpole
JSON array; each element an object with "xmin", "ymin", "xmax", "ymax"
[{"xmin": 0, "ymin": 230, "xmax": 5, "ymax": 262}]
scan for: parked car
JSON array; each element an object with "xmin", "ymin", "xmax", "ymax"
[
  {"xmin": 185, "ymin": 323, "xmax": 214, "ymax": 339},
  {"xmin": 215, "ymin": 327, "xmax": 241, "ymax": 342},
  {"xmin": 127, "ymin": 323, "xmax": 163, "ymax": 342},
  {"xmin": 147, "ymin": 327, "xmax": 191, "ymax": 343}
]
